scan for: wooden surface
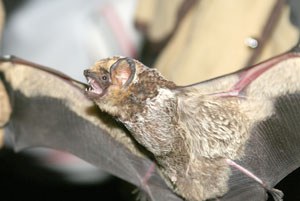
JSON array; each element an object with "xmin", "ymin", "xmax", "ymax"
[{"xmin": 135, "ymin": 0, "xmax": 299, "ymax": 85}]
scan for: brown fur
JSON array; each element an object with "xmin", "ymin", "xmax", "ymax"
[{"xmin": 85, "ymin": 57, "xmax": 250, "ymax": 201}]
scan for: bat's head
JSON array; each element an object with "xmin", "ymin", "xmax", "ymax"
[
  {"xmin": 84, "ymin": 56, "xmax": 137, "ymax": 117},
  {"xmin": 84, "ymin": 56, "xmax": 135, "ymax": 98},
  {"xmin": 84, "ymin": 56, "xmax": 176, "ymax": 119}
]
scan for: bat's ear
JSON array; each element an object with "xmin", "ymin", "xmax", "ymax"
[{"xmin": 110, "ymin": 58, "xmax": 136, "ymax": 87}]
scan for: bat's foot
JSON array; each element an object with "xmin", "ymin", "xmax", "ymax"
[
  {"xmin": 268, "ymin": 188, "xmax": 283, "ymax": 201},
  {"xmin": 132, "ymin": 188, "xmax": 148, "ymax": 201},
  {"xmin": 226, "ymin": 159, "xmax": 283, "ymax": 201}
]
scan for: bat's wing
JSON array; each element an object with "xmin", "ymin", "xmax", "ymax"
[
  {"xmin": 178, "ymin": 44, "xmax": 300, "ymax": 200},
  {"xmin": 0, "ymin": 56, "xmax": 183, "ymax": 201}
]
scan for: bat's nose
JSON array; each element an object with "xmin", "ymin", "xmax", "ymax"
[{"xmin": 83, "ymin": 69, "xmax": 91, "ymax": 77}]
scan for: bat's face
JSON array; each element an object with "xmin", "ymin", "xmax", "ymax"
[
  {"xmin": 83, "ymin": 57, "xmax": 143, "ymax": 117},
  {"xmin": 84, "ymin": 56, "xmax": 135, "ymax": 97}
]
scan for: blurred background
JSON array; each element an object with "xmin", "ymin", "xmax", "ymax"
[{"xmin": 0, "ymin": 0, "xmax": 300, "ymax": 200}]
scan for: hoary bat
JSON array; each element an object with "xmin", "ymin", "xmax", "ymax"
[{"xmin": 1, "ymin": 43, "xmax": 300, "ymax": 200}]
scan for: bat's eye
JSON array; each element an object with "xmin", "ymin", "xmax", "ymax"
[{"xmin": 101, "ymin": 75, "xmax": 108, "ymax": 81}]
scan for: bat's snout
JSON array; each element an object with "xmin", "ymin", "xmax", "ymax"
[{"xmin": 83, "ymin": 69, "xmax": 91, "ymax": 77}]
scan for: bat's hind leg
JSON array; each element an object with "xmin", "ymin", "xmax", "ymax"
[
  {"xmin": 132, "ymin": 162, "xmax": 156, "ymax": 201},
  {"xmin": 141, "ymin": 162, "xmax": 155, "ymax": 187},
  {"xmin": 226, "ymin": 159, "xmax": 283, "ymax": 201}
]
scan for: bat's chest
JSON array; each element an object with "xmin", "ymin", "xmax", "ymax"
[{"xmin": 123, "ymin": 90, "xmax": 180, "ymax": 156}]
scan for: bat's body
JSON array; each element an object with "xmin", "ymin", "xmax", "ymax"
[
  {"xmin": 84, "ymin": 52, "xmax": 300, "ymax": 201},
  {"xmin": 84, "ymin": 57, "xmax": 249, "ymax": 200}
]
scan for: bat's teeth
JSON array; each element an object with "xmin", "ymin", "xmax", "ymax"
[
  {"xmin": 85, "ymin": 88, "xmax": 87, "ymax": 91},
  {"xmin": 85, "ymin": 78, "xmax": 103, "ymax": 95}
]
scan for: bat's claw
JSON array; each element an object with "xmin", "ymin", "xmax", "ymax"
[{"xmin": 268, "ymin": 188, "xmax": 283, "ymax": 201}]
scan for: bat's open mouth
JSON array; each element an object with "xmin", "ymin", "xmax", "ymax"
[
  {"xmin": 86, "ymin": 77, "xmax": 103, "ymax": 95},
  {"xmin": 83, "ymin": 70, "xmax": 107, "ymax": 97}
]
